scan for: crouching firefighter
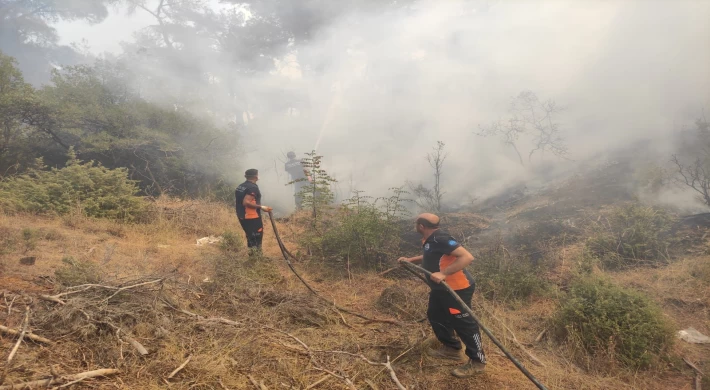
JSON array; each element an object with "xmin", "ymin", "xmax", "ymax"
[
  {"xmin": 235, "ymin": 169, "xmax": 273, "ymax": 256},
  {"xmin": 398, "ymin": 213, "xmax": 487, "ymax": 378}
]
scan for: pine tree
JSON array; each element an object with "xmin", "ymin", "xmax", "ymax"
[{"xmin": 290, "ymin": 150, "xmax": 336, "ymax": 223}]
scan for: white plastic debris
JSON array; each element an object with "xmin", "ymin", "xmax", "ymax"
[
  {"xmin": 677, "ymin": 328, "xmax": 710, "ymax": 344},
  {"xmin": 196, "ymin": 236, "xmax": 223, "ymax": 246}
]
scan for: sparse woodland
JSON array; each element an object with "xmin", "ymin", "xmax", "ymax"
[{"xmin": 1, "ymin": 1, "xmax": 709, "ymax": 389}]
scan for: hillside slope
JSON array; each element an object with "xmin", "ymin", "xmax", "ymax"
[{"xmin": 0, "ymin": 193, "xmax": 708, "ymax": 389}]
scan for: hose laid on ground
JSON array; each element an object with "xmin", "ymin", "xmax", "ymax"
[
  {"xmin": 266, "ymin": 212, "xmax": 400, "ymax": 325},
  {"xmin": 398, "ymin": 261, "xmax": 549, "ymax": 390}
]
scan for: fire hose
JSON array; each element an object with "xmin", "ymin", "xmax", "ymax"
[
  {"xmin": 267, "ymin": 212, "xmax": 548, "ymax": 389},
  {"xmin": 398, "ymin": 260, "xmax": 549, "ymax": 390},
  {"xmin": 267, "ymin": 212, "xmax": 400, "ymax": 325}
]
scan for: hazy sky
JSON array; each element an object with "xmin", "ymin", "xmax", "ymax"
[
  {"xmin": 54, "ymin": 5, "xmax": 152, "ymax": 54},
  {"xmin": 49, "ymin": 0, "xmax": 710, "ymax": 211}
]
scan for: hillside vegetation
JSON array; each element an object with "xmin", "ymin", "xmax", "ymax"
[{"xmin": 1, "ymin": 153, "xmax": 709, "ymax": 390}]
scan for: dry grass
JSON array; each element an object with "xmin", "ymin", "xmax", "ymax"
[{"xmin": 0, "ymin": 199, "xmax": 707, "ymax": 389}]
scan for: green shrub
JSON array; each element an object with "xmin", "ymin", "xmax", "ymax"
[
  {"xmin": 691, "ymin": 258, "xmax": 710, "ymax": 284},
  {"xmin": 0, "ymin": 149, "xmax": 145, "ymax": 221},
  {"xmin": 586, "ymin": 203, "xmax": 674, "ymax": 269},
  {"xmin": 472, "ymin": 243, "xmax": 550, "ymax": 302},
  {"xmin": 55, "ymin": 256, "xmax": 102, "ymax": 286},
  {"xmin": 553, "ymin": 276, "xmax": 673, "ymax": 370},
  {"xmin": 21, "ymin": 227, "xmax": 37, "ymax": 252},
  {"xmin": 314, "ymin": 188, "xmax": 410, "ymax": 270},
  {"xmin": 220, "ymin": 230, "xmax": 242, "ymax": 252}
]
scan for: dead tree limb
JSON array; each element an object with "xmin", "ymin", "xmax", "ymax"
[
  {"xmin": 120, "ymin": 331, "xmax": 148, "ymax": 356},
  {"xmin": 534, "ymin": 329, "xmax": 547, "ymax": 344},
  {"xmin": 6, "ymin": 307, "xmax": 29, "ymax": 364},
  {"xmin": 684, "ymin": 357, "xmax": 704, "ymax": 390},
  {"xmin": 168, "ymin": 304, "xmax": 241, "ymax": 327},
  {"xmin": 304, "ymin": 375, "xmax": 331, "ymax": 389},
  {"xmin": 167, "ymin": 355, "xmax": 192, "ymax": 379},
  {"xmin": 246, "ymin": 375, "xmax": 268, "ymax": 390},
  {"xmin": 102, "ymin": 279, "xmax": 164, "ymax": 302},
  {"xmin": 685, "ymin": 357, "xmax": 705, "ymax": 376},
  {"xmin": 312, "ymin": 350, "xmax": 407, "ymax": 390},
  {"xmin": 0, "ymin": 325, "xmax": 53, "ymax": 345},
  {"xmin": 38, "ymin": 295, "xmax": 65, "ymax": 305},
  {"xmin": 0, "ymin": 368, "xmax": 119, "ymax": 390},
  {"xmin": 265, "ymin": 326, "xmax": 357, "ymax": 390}
]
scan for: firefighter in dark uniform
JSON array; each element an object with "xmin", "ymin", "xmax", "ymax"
[
  {"xmin": 235, "ymin": 169, "xmax": 272, "ymax": 255},
  {"xmin": 398, "ymin": 213, "xmax": 486, "ymax": 378}
]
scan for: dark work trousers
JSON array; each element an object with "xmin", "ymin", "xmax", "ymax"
[
  {"xmin": 427, "ymin": 285, "xmax": 487, "ymax": 364},
  {"xmin": 239, "ymin": 218, "xmax": 263, "ymax": 250}
]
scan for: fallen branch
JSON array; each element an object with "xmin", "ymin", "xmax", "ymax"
[
  {"xmin": 534, "ymin": 328, "xmax": 547, "ymax": 344},
  {"xmin": 0, "ymin": 325, "xmax": 53, "ymax": 345},
  {"xmin": 5, "ymin": 295, "xmax": 17, "ymax": 315},
  {"xmin": 312, "ymin": 350, "xmax": 406, "ymax": 390},
  {"xmin": 373, "ymin": 338, "xmax": 424, "ymax": 380},
  {"xmin": 246, "ymin": 375, "xmax": 268, "ymax": 390},
  {"xmin": 265, "ymin": 326, "xmax": 357, "ymax": 390},
  {"xmin": 169, "ymin": 305, "xmax": 240, "ymax": 327},
  {"xmin": 6, "ymin": 307, "xmax": 29, "ymax": 364},
  {"xmin": 378, "ymin": 267, "xmax": 398, "ymax": 276},
  {"xmin": 685, "ymin": 357, "xmax": 705, "ymax": 376},
  {"xmin": 102, "ymin": 279, "xmax": 164, "ymax": 302},
  {"xmin": 38, "ymin": 295, "xmax": 65, "ymax": 305},
  {"xmin": 684, "ymin": 357, "xmax": 704, "ymax": 390},
  {"xmin": 0, "ymin": 368, "xmax": 119, "ymax": 390},
  {"xmin": 167, "ymin": 355, "xmax": 192, "ymax": 379},
  {"xmin": 304, "ymin": 374, "xmax": 331, "ymax": 389},
  {"xmin": 121, "ymin": 332, "xmax": 148, "ymax": 356},
  {"xmin": 52, "ymin": 376, "xmax": 87, "ymax": 389}
]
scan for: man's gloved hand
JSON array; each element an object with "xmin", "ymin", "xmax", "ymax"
[
  {"xmin": 397, "ymin": 257, "xmax": 410, "ymax": 264},
  {"xmin": 261, "ymin": 206, "xmax": 273, "ymax": 212}
]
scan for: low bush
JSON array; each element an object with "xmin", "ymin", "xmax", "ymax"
[
  {"xmin": 0, "ymin": 149, "xmax": 146, "ymax": 221},
  {"xmin": 472, "ymin": 242, "xmax": 551, "ymax": 302},
  {"xmin": 553, "ymin": 276, "xmax": 673, "ymax": 371},
  {"xmin": 220, "ymin": 230, "xmax": 242, "ymax": 252},
  {"xmin": 304, "ymin": 188, "xmax": 410, "ymax": 271},
  {"xmin": 691, "ymin": 257, "xmax": 710, "ymax": 284},
  {"xmin": 586, "ymin": 203, "xmax": 675, "ymax": 269},
  {"xmin": 55, "ymin": 256, "xmax": 102, "ymax": 286}
]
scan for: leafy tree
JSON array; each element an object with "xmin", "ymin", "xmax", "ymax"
[
  {"xmin": 0, "ymin": 51, "xmax": 65, "ymax": 175},
  {"xmin": 0, "ymin": 51, "xmax": 241, "ymax": 198},
  {"xmin": 0, "ymin": 0, "xmax": 118, "ymax": 83}
]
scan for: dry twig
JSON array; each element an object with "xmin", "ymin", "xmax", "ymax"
[
  {"xmin": 6, "ymin": 307, "xmax": 29, "ymax": 364},
  {"xmin": 304, "ymin": 375, "xmax": 331, "ymax": 389},
  {"xmin": 0, "ymin": 325, "xmax": 53, "ymax": 345},
  {"xmin": 0, "ymin": 368, "xmax": 119, "ymax": 390},
  {"xmin": 167, "ymin": 355, "xmax": 192, "ymax": 379},
  {"xmin": 102, "ymin": 279, "xmax": 164, "ymax": 302},
  {"xmin": 246, "ymin": 375, "xmax": 268, "ymax": 390},
  {"xmin": 684, "ymin": 357, "xmax": 704, "ymax": 390}
]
